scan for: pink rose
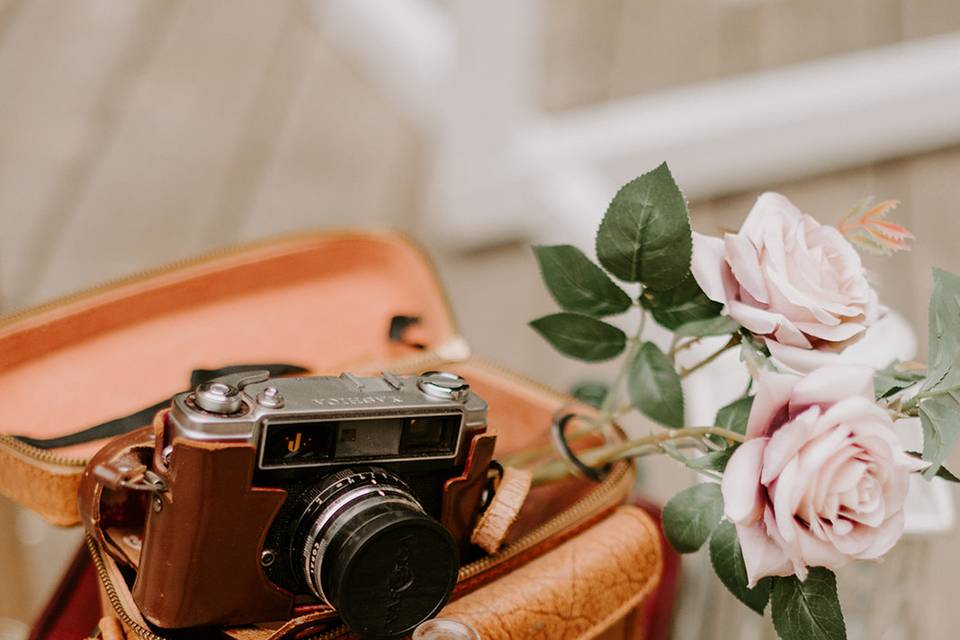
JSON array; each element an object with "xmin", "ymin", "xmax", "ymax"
[
  {"xmin": 691, "ymin": 193, "xmax": 879, "ymax": 372},
  {"xmin": 721, "ymin": 365, "xmax": 925, "ymax": 586}
]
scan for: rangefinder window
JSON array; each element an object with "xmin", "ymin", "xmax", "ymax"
[
  {"xmin": 400, "ymin": 415, "xmax": 459, "ymax": 454},
  {"xmin": 260, "ymin": 414, "xmax": 462, "ymax": 469},
  {"xmin": 261, "ymin": 421, "xmax": 336, "ymax": 467}
]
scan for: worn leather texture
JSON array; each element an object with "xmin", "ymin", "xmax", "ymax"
[
  {"xmin": 0, "ymin": 439, "xmax": 82, "ymax": 526},
  {"xmin": 438, "ymin": 506, "xmax": 661, "ymax": 640}
]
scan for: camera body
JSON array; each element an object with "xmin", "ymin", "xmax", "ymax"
[{"xmin": 123, "ymin": 370, "xmax": 494, "ymax": 638}]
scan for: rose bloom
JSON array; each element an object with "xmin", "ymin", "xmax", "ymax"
[
  {"xmin": 721, "ymin": 365, "xmax": 925, "ymax": 586},
  {"xmin": 691, "ymin": 193, "xmax": 879, "ymax": 372}
]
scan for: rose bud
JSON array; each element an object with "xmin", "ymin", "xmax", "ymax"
[{"xmin": 721, "ymin": 365, "xmax": 926, "ymax": 587}]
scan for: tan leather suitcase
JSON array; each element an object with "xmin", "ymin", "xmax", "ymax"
[{"xmin": 0, "ymin": 231, "xmax": 667, "ymax": 640}]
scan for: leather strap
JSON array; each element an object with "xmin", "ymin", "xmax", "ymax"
[{"xmin": 470, "ymin": 466, "xmax": 532, "ymax": 554}]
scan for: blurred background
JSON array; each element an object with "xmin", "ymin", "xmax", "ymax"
[{"xmin": 2, "ymin": 1, "xmax": 960, "ymax": 638}]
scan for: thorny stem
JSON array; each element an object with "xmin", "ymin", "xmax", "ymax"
[{"xmin": 530, "ymin": 426, "xmax": 746, "ymax": 484}]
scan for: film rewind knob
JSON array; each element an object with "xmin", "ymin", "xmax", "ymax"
[{"xmin": 417, "ymin": 371, "xmax": 469, "ymax": 401}]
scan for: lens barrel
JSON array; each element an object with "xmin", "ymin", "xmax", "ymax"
[{"xmin": 295, "ymin": 468, "xmax": 459, "ymax": 639}]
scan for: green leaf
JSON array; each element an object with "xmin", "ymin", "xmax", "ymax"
[
  {"xmin": 530, "ymin": 313, "xmax": 626, "ymax": 362},
  {"xmin": 673, "ymin": 315, "xmax": 739, "ymax": 339},
  {"xmin": 920, "ymin": 394, "xmax": 960, "ymax": 479},
  {"xmin": 570, "ymin": 380, "xmax": 609, "ymax": 409},
  {"xmin": 687, "ymin": 446, "xmax": 738, "ymax": 472},
  {"xmin": 640, "ymin": 273, "xmax": 722, "ymax": 329},
  {"xmin": 906, "ymin": 451, "xmax": 960, "ymax": 482},
  {"xmin": 533, "ymin": 245, "xmax": 632, "ymax": 317},
  {"xmin": 709, "ymin": 520, "xmax": 771, "ymax": 614},
  {"xmin": 662, "ymin": 483, "xmax": 724, "ymax": 553},
  {"xmin": 874, "ymin": 361, "xmax": 925, "ymax": 400},
  {"xmin": 628, "ymin": 341, "xmax": 684, "ymax": 428},
  {"xmin": 715, "ymin": 395, "xmax": 754, "ymax": 436},
  {"xmin": 771, "ymin": 569, "xmax": 847, "ymax": 640},
  {"xmin": 918, "ymin": 268, "xmax": 960, "ymax": 476},
  {"xmin": 596, "ymin": 163, "xmax": 693, "ymax": 291},
  {"xmin": 923, "ymin": 268, "xmax": 960, "ymax": 394}
]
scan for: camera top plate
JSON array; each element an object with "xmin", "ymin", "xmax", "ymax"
[{"xmin": 167, "ymin": 371, "xmax": 487, "ymax": 459}]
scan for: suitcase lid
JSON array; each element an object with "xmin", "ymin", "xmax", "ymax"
[{"xmin": 0, "ymin": 231, "xmax": 465, "ymax": 522}]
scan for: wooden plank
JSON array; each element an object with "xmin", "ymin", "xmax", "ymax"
[
  {"xmin": 23, "ymin": 0, "xmax": 294, "ymax": 307},
  {"xmin": 902, "ymin": 0, "xmax": 960, "ymax": 38},
  {"xmin": 608, "ymin": 0, "xmax": 723, "ymax": 97},
  {"xmin": 542, "ymin": 0, "xmax": 624, "ymax": 111},
  {"xmin": 233, "ymin": 30, "xmax": 418, "ymax": 242},
  {"xmin": 0, "ymin": 0, "xmax": 172, "ymax": 312},
  {"xmin": 196, "ymin": 3, "xmax": 317, "ymax": 245},
  {"xmin": 758, "ymin": 0, "xmax": 900, "ymax": 68}
]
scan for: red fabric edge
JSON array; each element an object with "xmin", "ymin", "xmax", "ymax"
[{"xmin": 28, "ymin": 543, "xmax": 100, "ymax": 640}]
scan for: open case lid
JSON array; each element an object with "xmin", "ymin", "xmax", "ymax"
[{"xmin": 0, "ymin": 231, "xmax": 463, "ymax": 523}]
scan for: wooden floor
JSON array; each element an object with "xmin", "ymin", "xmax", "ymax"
[{"xmin": 1, "ymin": 1, "xmax": 959, "ymax": 638}]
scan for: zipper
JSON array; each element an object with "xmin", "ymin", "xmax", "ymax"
[
  {"xmin": 86, "ymin": 535, "xmax": 168, "ymax": 640},
  {"xmin": 0, "ymin": 434, "xmax": 87, "ymax": 468}
]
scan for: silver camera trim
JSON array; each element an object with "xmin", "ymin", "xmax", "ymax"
[{"xmin": 166, "ymin": 371, "xmax": 487, "ymax": 471}]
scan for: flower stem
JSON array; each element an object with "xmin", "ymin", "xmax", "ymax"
[
  {"xmin": 501, "ymin": 311, "xmax": 647, "ymax": 469},
  {"xmin": 530, "ymin": 426, "xmax": 745, "ymax": 484},
  {"xmin": 901, "ymin": 383, "xmax": 960, "ymax": 413},
  {"xmin": 679, "ymin": 335, "xmax": 740, "ymax": 378}
]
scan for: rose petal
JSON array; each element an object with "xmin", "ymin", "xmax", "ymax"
[
  {"xmin": 795, "ymin": 525, "xmax": 853, "ymax": 571},
  {"xmin": 762, "ymin": 406, "xmax": 820, "ymax": 485},
  {"xmin": 722, "ymin": 438, "xmax": 768, "ymax": 524},
  {"xmin": 792, "ymin": 321, "xmax": 867, "ymax": 343},
  {"xmin": 854, "ymin": 510, "xmax": 904, "ymax": 560},
  {"xmin": 740, "ymin": 193, "xmax": 803, "ymax": 247},
  {"xmin": 724, "ymin": 233, "xmax": 770, "ymax": 304},
  {"xmin": 792, "ymin": 362, "xmax": 874, "ymax": 408},
  {"xmin": 691, "ymin": 232, "xmax": 730, "ymax": 304},
  {"xmin": 822, "ymin": 519, "xmax": 875, "ymax": 556},
  {"xmin": 746, "ymin": 371, "xmax": 800, "ymax": 439},
  {"xmin": 727, "ymin": 300, "xmax": 781, "ymax": 335},
  {"xmin": 735, "ymin": 521, "xmax": 794, "ymax": 588},
  {"xmin": 764, "ymin": 339, "xmax": 843, "ymax": 374},
  {"xmin": 771, "ymin": 457, "xmax": 805, "ymax": 544},
  {"xmin": 772, "ymin": 317, "xmax": 814, "ymax": 349}
]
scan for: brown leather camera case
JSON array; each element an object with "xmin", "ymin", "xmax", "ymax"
[{"xmin": 0, "ymin": 231, "xmax": 665, "ymax": 640}]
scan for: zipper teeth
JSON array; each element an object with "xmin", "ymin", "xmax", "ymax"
[
  {"xmin": 0, "ymin": 434, "xmax": 88, "ymax": 467},
  {"xmin": 86, "ymin": 535, "xmax": 168, "ymax": 640}
]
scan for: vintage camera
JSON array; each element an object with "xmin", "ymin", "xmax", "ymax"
[{"xmin": 90, "ymin": 370, "xmax": 495, "ymax": 639}]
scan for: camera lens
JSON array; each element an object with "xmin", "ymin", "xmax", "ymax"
[{"xmin": 295, "ymin": 468, "xmax": 459, "ymax": 639}]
